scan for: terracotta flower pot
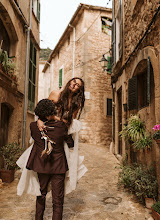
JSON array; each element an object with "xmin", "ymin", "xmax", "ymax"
[
  {"xmin": 145, "ymin": 198, "xmax": 155, "ymax": 209},
  {"xmin": 152, "ymin": 208, "xmax": 160, "ymax": 220},
  {"xmin": 155, "ymin": 139, "xmax": 160, "ymax": 144},
  {"xmin": 0, "ymin": 169, "xmax": 15, "ymax": 183}
]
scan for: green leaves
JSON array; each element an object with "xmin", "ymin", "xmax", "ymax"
[
  {"xmin": 119, "ymin": 114, "xmax": 152, "ymax": 150},
  {"xmin": 118, "ymin": 164, "xmax": 158, "ymax": 204},
  {"xmin": 152, "ymin": 201, "xmax": 160, "ymax": 214},
  {"xmin": 133, "ymin": 134, "xmax": 152, "ymax": 150},
  {"xmin": 0, "ymin": 142, "xmax": 24, "ymax": 170},
  {"xmin": 0, "ymin": 49, "xmax": 16, "ymax": 76}
]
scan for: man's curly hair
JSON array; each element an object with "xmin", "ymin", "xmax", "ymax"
[{"xmin": 35, "ymin": 99, "xmax": 56, "ymax": 121}]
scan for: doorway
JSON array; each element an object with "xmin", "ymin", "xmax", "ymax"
[
  {"xmin": 0, "ymin": 103, "xmax": 13, "ymax": 148},
  {"xmin": 117, "ymin": 87, "xmax": 122, "ymax": 155}
]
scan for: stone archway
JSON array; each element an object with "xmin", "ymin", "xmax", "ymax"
[
  {"xmin": 0, "ymin": 2, "xmax": 18, "ymax": 55},
  {"xmin": 130, "ymin": 46, "xmax": 159, "ymax": 123},
  {"xmin": 0, "ymin": 3, "xmax": 18, "ymax": 42}
]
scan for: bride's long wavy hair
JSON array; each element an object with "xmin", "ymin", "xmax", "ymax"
[{"xmin": 57, "ymin": 77, "xmax": 85, "ymax": 124}]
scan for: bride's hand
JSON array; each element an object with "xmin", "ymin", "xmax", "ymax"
[{"xmin": 37, "ymin": 119, "xmax": 46, "ymax": 131}]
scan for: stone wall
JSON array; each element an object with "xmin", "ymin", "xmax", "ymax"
[
  {"xmin": 112, "ymin": 0, "xmax": 160, "ymax": 195},
  {"xmin": 124, "ymin": 0, "xmax": 160, "ymax": 62},
  {"xmin": 0, "ymin": 0, "xmax": 40, "ymax": 150}
]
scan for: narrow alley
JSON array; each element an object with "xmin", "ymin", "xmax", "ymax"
[{"xmin": 0, "ymin": 143, "xmax": 153, "ymax": 220}]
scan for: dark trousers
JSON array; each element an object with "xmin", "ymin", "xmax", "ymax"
[{"xmin": 35, "ymin": 173, "xmax": 65, "ymax": 220}]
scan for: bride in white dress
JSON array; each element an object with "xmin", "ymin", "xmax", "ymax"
[{"xmin": 17, "ymin": 77, "xmax": 87, "ymax": 196}]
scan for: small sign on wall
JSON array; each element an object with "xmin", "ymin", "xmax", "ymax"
[{"xmin": 85, "ymin": 91, "xmax": 90, "ymax": 99}]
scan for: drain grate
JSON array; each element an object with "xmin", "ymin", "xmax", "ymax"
[{"xmin": 102, "ymin": 196, "xmax": 122, "ymax": 205}]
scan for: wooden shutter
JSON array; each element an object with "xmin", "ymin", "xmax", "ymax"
[
  {"xmin": 37, "ymin": 0, "xmax": 40, "ymax": 22},
  {"xmin": 113, "ymin": 88, "xmax": 115, "ymax": 142},
  {"xmin": 59, "ymin": 69, "xmax": 63, "ymax": 88},
  {"xmin": 128, "ymin": 76, "xmax": 138, "ymax": 110},
  {"xmin": 111, "ymin": 0, "xmax": 116, "ymax": 66},
  {"xmin": 107, "ymin": 98, "xmax": 112, "ymax": 116},
  {"xmin": 107, "ymin": 56, "xmax": 111, "ymax": 74},
  {"xmin": 147, "ymin": 56, "xmax": 151, "ymax": 104},
  {"xmin": 119, "ymin": 0, "xmax": 123, "ymax": 58}
]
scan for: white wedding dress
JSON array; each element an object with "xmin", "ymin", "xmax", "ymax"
[{"xmin": 16, "ymin": 119, "xmax": 88, "ymax": 196}]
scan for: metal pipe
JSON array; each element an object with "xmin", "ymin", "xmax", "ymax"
[
  {"xmin": 22, "ymin": 0, "xmax": 32, "ymax": 148},
  {"xmin": 69, "ymin": 24, "xmax": 75, "ymax": 78}
]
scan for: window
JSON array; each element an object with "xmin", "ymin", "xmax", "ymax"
[
  {"xmin": 112, "ymin": 0, "xmax": 123, "ymax": 65},
  {"xmin": 137, "ymin": 72, "xmax": 148, "ymax": 108},
  {"xmin": 59, "ymin": 68, "xmax": 63, "ymax": 89},
  {"xmin": 107, "ymin": 98, "xmax": 112, "ymax": 116},
  {"xmin": 28, "ymin": 41, "xmax": 37, "ymax": 111},
  {"xmin": 101, "ymin": 17, "xmax": 112, "ymax": 35},
  {"xmin": 33, "ymin": 0, "xmax": 41, "ymax": 22},
  {"xmin": 0, "ymin": 18, "xmax": 10, "ymax": 55},
  {"xmin": 128, "ymin": 57, "xmax": 152, "ymax": 110},
  {"xmin": 68, "ymin": 36, "xmax": 70, "ymax": 45}
]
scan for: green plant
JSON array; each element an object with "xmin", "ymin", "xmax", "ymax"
[
  {"xmin": 133, "ymin": 134, "xmax": 152, "ymax": 150},
  {"xmin": 0, "ymin": 142, "xmax": 24, "ymax": 170},
  {"xmin": 152, "ymin": 201, "xmax": 160, "ymax": 214},
  {"xmin": 118, "ymin": 164, "xmax": 158, "ymax": 204},
  {"xmin": 153, "ymin": 124, "xmax": 160, "ymax": 140},
  {"xmin": 0, "ymin": 49, "xmax": 16, "ymax": 75},
  {"xmin": 119, "ymin": 115, "xmax": 152, "ymax": 150}
]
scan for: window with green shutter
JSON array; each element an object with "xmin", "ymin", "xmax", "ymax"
[
  {"xmin": 107, "ymin": 98, "xmax": 112, "ymax": 116},
  {"xmin": 128, "ymin": 57, "xmax": 152, "ymax": 110},
  {"xmin": 37, "ymin": 0, "xmax": 40, "ymax": 22},
  {"xmin": 128, "ymin": 76, "xmax": 138, "ymax": 110},
  {"xmin": 28, "ymin": 41, "xmax": 37, "ymax": 112},
  {"xmin": 59, "ymin": 69, "xmax": 63, "ymax": 88}
]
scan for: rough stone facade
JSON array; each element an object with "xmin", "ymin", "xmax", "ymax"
[
  {"xmin": 42, "ymin": 4, "xmax": 112, "ymax": 146},
  {"xmin": 112, "ymin": 0, "xmax": 160, "ymax": 196},
  {"xmin": 0, "ymin": 0, "xmax": 40, "ymax": 158}
]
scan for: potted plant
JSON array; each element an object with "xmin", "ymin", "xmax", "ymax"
[
  {"xmin": 118, "ymin": 164, "xmax": 158, "ymax": 206},
  {"xmin": 153, "ymin": 124, "xmax": 160, "ymax": 144},
  {"xmin": 119, "ymin": 115, "xmax": 152, "ymax": 151},
  {"xmin": 0, "ymin": 142, "xmax": 23, "ymax": 183},
  {"xmin": 0, "ymin": 48, "xmax": 16, "ymax": 79},
  {"xmin": 152, "ymin": 201, "xmax": 160, "ymax": 220},
  {"xmin": 119, "ymin": 115, "xmax": 146, "ymax": 142},
  {"xmin": 133, "ymin": 134, "xmax": 152, "ymax": 151}
]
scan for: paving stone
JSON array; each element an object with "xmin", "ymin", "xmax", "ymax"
[{"xmin": 0, "ymin": 143, "xmax": 153, "ymax": 220}]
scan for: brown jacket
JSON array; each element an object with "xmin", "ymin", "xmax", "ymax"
[{"xmin": 26, "ymin": 120, "xmax": 74, "ymax": 174}]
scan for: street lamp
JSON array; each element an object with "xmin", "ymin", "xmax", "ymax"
[{"xmin": 99, "ymin": 52, "xmax": 112, "ymax": 74}]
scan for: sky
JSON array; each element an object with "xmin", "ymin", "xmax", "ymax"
[{"xmin": 40, "ymin": 0, "xmax": 112, "ymax": 49}]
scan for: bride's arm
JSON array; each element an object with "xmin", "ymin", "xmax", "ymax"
[{"xmin": 37, "ymin": 90, "xmax": 61, "ymax": 131}]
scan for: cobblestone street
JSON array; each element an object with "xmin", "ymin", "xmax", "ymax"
[{"xmin": 0, "ymin": 143, "xmax": 153, "ymax": 220}]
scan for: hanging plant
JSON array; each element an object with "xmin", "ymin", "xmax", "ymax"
[{"xmin": 119, "ymin": 115, "xmax": 152, "ymax": 150}]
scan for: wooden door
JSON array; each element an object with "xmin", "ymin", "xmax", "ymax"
[{"xmin": 117, "ymin": 88, "xmax": 122, "ymax": 155}]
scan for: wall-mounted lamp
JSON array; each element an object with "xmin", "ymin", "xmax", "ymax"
[
  {"xmin": 123, "ymin": 103, "xmax": 127, "ymax": 112},
  {"xmin": 99, "ymin": 52, "xmax": 112, "ymax": 74}
]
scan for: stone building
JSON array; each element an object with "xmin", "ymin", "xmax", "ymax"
[
  {"xmin": 112, "ymin": 0, "xmax": 160, "ymax": 189},
  {"xmin": 41, "ymin": 4, "xmax": 112, "ymax": 146},
  {"xmin": 0, "ymin": 0, "xmax": 40, "ymax": 158}
]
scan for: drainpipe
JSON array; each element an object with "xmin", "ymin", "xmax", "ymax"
[
  {"xmin": 22, "ymin": 0, "xmax": 32, "ymax": 148},
  {"xmin": 46, "ymin": 61, "xmax": 52, "ymax": 95},
  {"xmin": 69, "ymin": 24, "xmax": 75, "ymax": 78}
]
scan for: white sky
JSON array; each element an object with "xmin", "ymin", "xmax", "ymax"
[{"xmin": 40, "ymin": 0, "xmax": 112, "ymax": 49}]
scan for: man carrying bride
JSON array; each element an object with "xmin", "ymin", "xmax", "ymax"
[
  {"xmin": 17, "ymin": 78, "xmax": 87, "ymax": 220},
  {"xmin": 27, "ymin": 98, "xmax": 74, "ymax": 220}
]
